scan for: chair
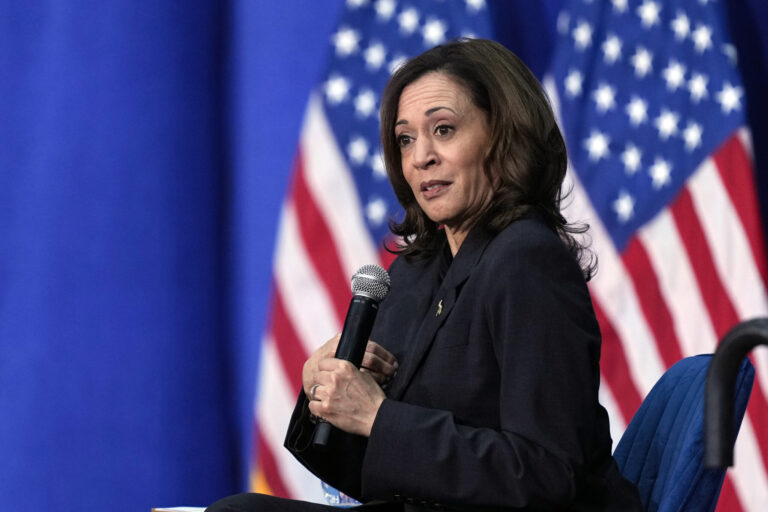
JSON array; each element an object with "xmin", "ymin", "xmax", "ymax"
[{"xmin": 613, "ymin": 354, "xmax": 754, "ymax": 512}]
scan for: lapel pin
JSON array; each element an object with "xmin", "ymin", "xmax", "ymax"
[{"xmin": 436, "ymin": 299, "xmax": 443, "ymax": 317}]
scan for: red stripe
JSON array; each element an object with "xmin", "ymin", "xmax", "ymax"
[
  {"xmin": 670, "ymin": 188, "xmax": 740, "ymax": 340},
  {"xmin": 256, "ymin": 429, "xmax": 292, "ymax": 499},
  {"xmin": 591, "ymin": 297, "xmax": 643, "ymax": 424},
  {"xmin": 715, "ymin": 474, "xmax": 743, "ymax": 512},
  {"xmin": 270, "ymin": 288, "xmax": 310, "ymax": 391},
  {"xmin": 712, "ymin": 134, "xmax": 768, "ymax": 286},
  {"xmin": 671, "ymin": 187, "xmax": 768, "ymax": 477},
  {"xmin": 621, "ymin": 237, "xmax": 684, "ymax": 368},
  {"xmin": 292, "ymin": 150, "xmax": 351, "ymax": 324}
]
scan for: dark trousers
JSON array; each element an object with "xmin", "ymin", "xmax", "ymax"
[{"xmin": 206, "ymin": 493, "xmax": 402, "ymax": 512}]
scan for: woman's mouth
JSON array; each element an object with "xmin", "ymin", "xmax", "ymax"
[{"xmin": 421, "ymin": 180, "xmax": 451, "ymax": 199}]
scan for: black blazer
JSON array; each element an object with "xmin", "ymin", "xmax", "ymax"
[{"xmin": 285, "ymin": 215, "xmax": 641, "ymax": 511}]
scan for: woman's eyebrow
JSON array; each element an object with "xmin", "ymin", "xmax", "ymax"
[{"xmin": 396, "ymin": 106, "xmax": 457, "ymax": 127}]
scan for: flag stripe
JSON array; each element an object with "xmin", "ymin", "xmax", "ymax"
[
  {"xmin": 256, "ymin": 430, "xmax": 291, "ymax": 499},
  {"xmin": 712, "ymin": 135, "xmax": 768, "ymax": 286},
  {"xmin": 621, "ymin": 237, "xmax": 684, "ymax": 368},
  {"xmin": 292, "ymin": 154, "xmax": 350, "ymax": 324},
  {"xmin": 271, "ymin": 289, "xmax": 310, "ymax": 391}
]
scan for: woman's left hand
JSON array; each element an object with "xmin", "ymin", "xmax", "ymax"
[{"xmin": 308, "ymin": 358, "xmax": 386, "ymax": 437}]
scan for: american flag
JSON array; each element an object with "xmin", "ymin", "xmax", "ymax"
[
  {"xmin": 550, "ymin": 0, "xmax": 768, "ymax": 510},
  {"xmin": 250, "ymin": 0, "xmax": 768, "ymax": 509}
]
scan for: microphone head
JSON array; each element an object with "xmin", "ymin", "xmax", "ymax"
[{"xmin": 351, "ymin": 264, "xmax": 391, "ymax": 302}]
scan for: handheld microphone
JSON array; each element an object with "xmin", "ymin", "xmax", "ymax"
[{"xmin": 312, "ymin": 264, "xmax": 391, "ymax": 449}]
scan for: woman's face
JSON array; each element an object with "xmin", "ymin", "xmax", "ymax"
[{"xmin": 395, "ymin": 72, "xmax": 494, "ymax": 236}]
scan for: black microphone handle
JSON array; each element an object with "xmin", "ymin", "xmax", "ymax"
[{"xmin": 312, "ymin": 295, "xmax": 379, "ymax": 449}]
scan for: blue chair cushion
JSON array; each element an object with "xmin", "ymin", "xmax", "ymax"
[{"xmin": 613, "ymin": 355, "xmax": 754, "ymax": 512}]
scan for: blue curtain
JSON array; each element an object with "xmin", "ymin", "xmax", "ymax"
[{"xmin": 1, "ymin": 1, "xmax": 766, "ymax": 511}]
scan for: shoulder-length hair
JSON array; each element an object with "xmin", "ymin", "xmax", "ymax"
[{"xmin": 380, "ymin": 38, "xmax": 594, "ymax": 278}]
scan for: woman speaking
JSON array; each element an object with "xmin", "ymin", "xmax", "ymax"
[{"xmin": 208, "ymin": 38, "xmax": 641, "ymax": 512}]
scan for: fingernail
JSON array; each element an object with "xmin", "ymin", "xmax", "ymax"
[{"xmin": 393, "ymin": 361, "xmax": 399, "ymax": 370}]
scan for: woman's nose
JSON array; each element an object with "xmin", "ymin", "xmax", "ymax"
[{"xmin": 412, "ymin": 137, "xmax": 438, "ymax": 170}]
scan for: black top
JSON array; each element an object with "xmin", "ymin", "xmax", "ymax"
[{"xmin": 285, "ymin": 215, "xmax": 642, "ymax": 511}]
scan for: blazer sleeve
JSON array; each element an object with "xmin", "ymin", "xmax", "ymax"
[{"xmin": 360, "ymin": 232, "xmax": 603, "ymax": 509}]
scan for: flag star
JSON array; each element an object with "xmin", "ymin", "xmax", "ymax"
[
  {"xmin": 716, "ymin": 82, "xmax": 743, "ymax": 114},
  {"xmin": 422, "ymin": 18, "xmax": 447, "ymax": 47},
  {"xmin": 324, "ymin": 74, "xmax": 351, "ymax": 105},
  {"xmin": 671, "ymin": 11, "xmax": 690, "ymax": 40},
  {"xmin": 637, "ymin": 0, "xmax": 661, "ymax": 28},
  {"xmin": 366, "ymin": 197, "xmax": 388, "ymax": 226},
  {"xmin": 654, "ymin": 109, "xmax": 680, "ymax": 140},
  {"xmin": 612, "ymin": 0, "xmax": 628, "ymax": 13},
  {"xmin": 370, "ymin": 152, "xmax": 387, "ymax": 179},
  {"xmin": 398, "ymin": 8, "xmax": 420, "ymax": 34},
  {"xmin": 649, "ymin": 157, "xmax": 672, "ymax": 189},
  {"xmin": 332, "ymin": 27, "xmax": 361, "ymax": 57},
  {"xmin": 572, "ymin": 20, "xmax": 593, "ymax": 50},
  {"xmin": 593, "ymin": 83, "xmax": 617, "ymax": 113},
  {"xmin": 625, "ymin": 96, "xmax": 648, "ymax": 126},
  {"xmin": 584, "ymin": 130, "xmax": 611, "ymax": 161},
  {"xmin": 346, "ymin": 0, "xmax": 369, "ymax": 8},
  {"xmin": 662, "ymin": 60, "xmax": 686, "ymax": 91},
  {"xmin": 354, "ymin": 89, "xmax": 377, "ymax": 118},
  {"xmin": 602, "ymin": 34, "xmax": 622, "ymax": 64},
  {"xmin": 631, "ymin": 47, "xmax": 653, "ymax": 78},
  {"xmin": 613, "ymin": 191, "xmax": 635, "ymax": 223},
  {"xmin": 347, "ymin": 136, "xmax": 369, "ymax": 165},
  {"xmin": 374, "ymin": 0, "xmax": 396, "ymax": 20},
  {"xmin": 466, "ymin": 0, "xmax": 486, "ymax": 12},
  {"xmin": 557, "ymin": 11, "xmax": 570, "ymax": 35},
  {"xmin": 688, "ymin": 73, "xmax": 709, "ymax": 102},
  {"xmin": 621, "ymin": 143, "xmax": 642, "ymax": 174},
  {"xmin": 692, "ymin": 24, "xmax": 713, "ymax": 53},
  {"xmin": 388, "ymin": 54, "xmax": 408, "ymax": 74},
  {"xmin": 683, "ymin": 122, "xmax": 703, "ymax": 151},
  {"xmin": 364, "ymin": 42, "xmax": 387, "ymax": 71},
  {"xmin": 564, "ymin": 69, "xmax": 583, "ymax": 97},
  {"xmin": 722, "ymin": 44, "xmax": 738, "ymax": 65}
]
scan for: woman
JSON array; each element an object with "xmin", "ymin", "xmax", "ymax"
[{"xmin": 209, "ymin": 39, "xmax": 641, "ymax": 511}]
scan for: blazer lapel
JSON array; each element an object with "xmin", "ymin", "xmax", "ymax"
[{"xmin": 388, "ymin": 226, "xmax": 494, "ymax": 400}]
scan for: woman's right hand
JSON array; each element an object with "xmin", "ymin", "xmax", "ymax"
[{"xmin": 302, "ymin": 334, "xmax": 398, "ymax": 396}]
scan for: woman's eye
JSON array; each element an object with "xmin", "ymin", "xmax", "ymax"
[
  {"xmin": 435, "ymin": 125, "xmax": 453, "ymax": 136},
  {"xmin": 397, "ymin": 135, "xmax": 412, "ymax": 147}
]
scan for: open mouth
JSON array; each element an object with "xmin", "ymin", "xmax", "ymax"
[{"xmin": 421, "ymin": 180, "xmax": 451, "ymax": 198}]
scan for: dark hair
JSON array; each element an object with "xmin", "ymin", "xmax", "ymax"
[{"xmin": 380, "ymin": 38, "xmax": 595, "ymax": 278}]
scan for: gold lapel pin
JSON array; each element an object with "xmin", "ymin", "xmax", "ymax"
[{"xmin": 436, "ymin": 299, "xmax": 443, "ymax": 317}]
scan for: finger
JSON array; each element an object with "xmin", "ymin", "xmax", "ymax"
[
  {"xmin": 317, "ymin": 357, "xmax": 356, "ymax": 373},
  {"xmin": 365, "ymin": 341, "xmax": 397, "ymax": 365},
  {"xmin": 360, "ymin": 367, "xmax": 388, "ymax": 385},
  {"xmin": 361, "ymin": 351, "xmax": 397, "ymax": 378}
]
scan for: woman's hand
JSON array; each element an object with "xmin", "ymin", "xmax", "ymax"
[
  {"xmin": 302, "ymin": 334, "xmax": 398, "ymax": 396},
  {"xmin": 308, "ymin": 358, "xmax": 387, "ymax": 437}
]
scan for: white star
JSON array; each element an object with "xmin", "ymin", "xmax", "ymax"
[
  {"xmin": 621, "ymin": 143, "xmax": 642, "ymax": 174},
  {"xmin": 683, "ymin": 122, "xmax": 703, "ymax": 151},
  {"xmin": 612, "ymin": 0, "xmax": 628, "ymax": 13},
  {"xmin": 602, "ymin": 34, "xmax": 622, "ymax": 64},
  {"xmin": 564, "ymin": 69, "xmax": 583, "ymax": 97},
  {"xmin": 688, "ymin": 73, "xmax": 709, "ymax": 102},
  {"xmin": 324, "ymin": 74, "xmax": 351, "ymax": 105},
  {"xmin": 422, "ymin": 18, "xmax": 447, "ymax": 47},
  {"xmin": 374, "ymin": 0, "xmax": 396, "ymax": 20},
  {"xmin": 364, "ymin": 42, "xmax": 387, "ymax": 71},
  {"xmin": 716, "ymin": 82, "xmax": 743, "ymax": 114},
  {"xmin": 557, "ymin": 11, "xmax": 570, "ymax": 35},
  {"xmin": 625, "ymin": 96, "xmax": 648, "ymax": 126},
  {"xmin": 584, "ymin": 130, "xmax": 611, "ymax": 162},
  {"xmin": 572, "ymin": 20, "xmax": 593, "ymax": 50},
  {"xmin": 649, "ymin": 157, "xmax": 672, "ymax": 189},
  {"xmin": 366, "ymin": 197, "xmax": 388, "ymax": 226},
  {"xmin": 637, "ymin": 0, "xmax": 661, "ymax": 28},
  {"xmin": 671, "ymin": 12, "xmax": 690, "ymax": 40},
  {"xmin": 398, "ymin": 8, "xmax": 420, "ymax": 35},
  {"xmin": 332, "ymin": 27, "xmax": 361, "ymax": 57},
  {"xmin": 613, "ymin": 190, "xmax": 635, "ymax": 223},
  {"xmin": 370, "ymin": 151, "xmax": 387, "ymax": 179},
  {"xmin": 354, "ymin": 89, "xmax": 377, "ymax": 118},
  {"xmin": 631, "ymin": 46, "xmax": 653, "ymax": 78},
  {"xmin": 389, "ymin": 54, "xmax": 408, "ymax": 74},
  {"xmin": 692, "ymin": 24, "xmax": 713, "ymax": 53},
  {"xmin": 723, "ymin": 44, "xmax": 738, "ymax": 65},
  {"xmin": 347, "ymin": 136, "xmax": 369, "ymax": 165},
  {"xmin": 347, "ymin": 0, "xmax": 369, "ymax": 8},
  {"xmin": 662, "ymin": 60, "xmax": 687, "ymax": 91},
  {"xmin": 466, "ymin": 0, "xmax": 486, "ymax": 12},
  {"xmin": 654, "ymin": 109, "xmax": 680, "ymax": 140},
  {"xmin": 593, "ymin": 83, "xmax": 617, "ymax": 113}
]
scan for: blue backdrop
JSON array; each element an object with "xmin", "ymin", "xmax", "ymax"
[{"xmin": 1, "ymin": 1, "xmax": 766, "ymax": 511}]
